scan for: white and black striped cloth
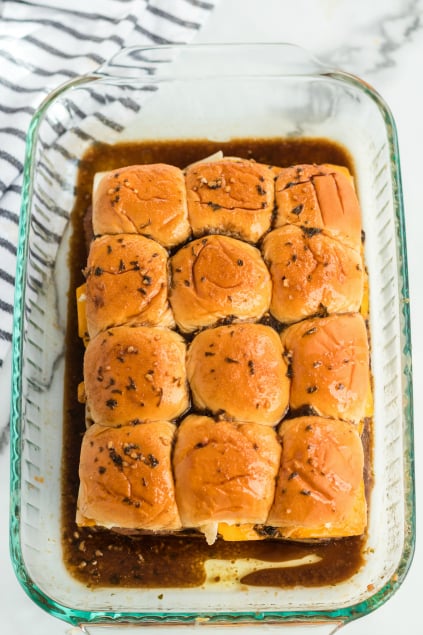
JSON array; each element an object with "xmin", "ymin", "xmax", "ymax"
[{"xmin": 0, "ymin": 0, "xmax": 217, "ymax": 442}]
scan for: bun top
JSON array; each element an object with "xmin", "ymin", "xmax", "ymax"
[
  {"xmin": 186, "ymin": 323, "xmax": 289, "ymax": 425},
  {"xmin": 77, "ymin": 421, "xmax": 181, "ymax": 531},
  {"xmin": 274, "ymin": 164, "xmax": 362, "ymax": 251},
  {"xmin": 92, "ymin": 164, "xmax": 191, "ymax": 248},
  {"xmin": 83, "ymin": 326, "xmax": 189, "ymax": 426},
  {"xmin": 262, "ymin": 225, "xmax": 364, "ymax": 324},
  {"xmin": 173, "ymin": 414, "xmax": 281, "ymax": 532},
  {"xmin": 268, "ymin": 416, "xmax": 366, "ymax": 537},
  {"xmin": 185, "ymin": 158, "xmax": 275, "ymax": 242},
  {"xmin": 84, "ymin": 234, "xmax": 174, "ymax": 337},
  {"xmin": 169, "ymin": 234, "xmax": 272, "ymax": 332},
  {"xmin": 281, "ymin": 313, "xmax": 370, "ymax": 424}
]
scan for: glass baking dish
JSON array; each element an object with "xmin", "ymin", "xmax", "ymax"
[{"xmin": 10, "ymin": 43, "xmax": 414, "ymax": 634}]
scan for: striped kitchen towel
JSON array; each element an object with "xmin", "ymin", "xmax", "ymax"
[{"xmin": 0, "ymin": 0, "xmax": 218, "ymax": 442}]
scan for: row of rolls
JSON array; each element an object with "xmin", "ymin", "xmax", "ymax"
[{"xmin": 76, "ymin": 157, "xmax": 371, "ymax": 544}]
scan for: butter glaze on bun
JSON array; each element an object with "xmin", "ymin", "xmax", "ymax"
[
  {"xmin": 268, "ymin": 416, "xmax": 366, "ymax": 538},
  {"xmin": 83, "ymin": 326, "xmax": 189, "ymax": 426},
  {"xmin": 92, "ymin": 164, "xmax": 191, "ymax": 248},
  {"xmin": 262, "ymin": 225, "xmax": 364, "ymax": 324},
  {"xmin": 85, "ymin": 234, "xmax": 174, "ymax": 338},
  {"xmin": 169, "ymin": 234, "xmax": 272, "ymax": 332},
  {"xmin": 281, "ymin": 313, "xmax": 370, "ymax": 424},
  {"xmin": 274, "ymin": 164, "xmax": 362, "ymax": 252},
  {"xmin": 76, "ymin": 421, "xmax": 181, "ymax": 531},
  {"xmin": 173, "ymin": 414, "xmax": 281, "ymax": 543},
  {"xmin": 186, "ymin": 324, "xmax": 289, "ymax": 425},
  {"xmin": 185, "ymin": 158, "xmax": 275, "ymax": 243}
]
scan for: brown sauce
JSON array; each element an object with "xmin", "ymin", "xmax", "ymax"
[{"xmin": 62, "ymin": 137, "xmax": 369, "ymax": 589}]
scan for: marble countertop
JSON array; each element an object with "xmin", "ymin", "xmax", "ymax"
[{"xmin": 1, "ymin": 0, "xmax": 422, "ymax": 633}]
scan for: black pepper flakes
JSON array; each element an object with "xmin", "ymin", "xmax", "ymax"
[
  {"xmin": 94, "ymin": 266, "xmax": 103, "ymax": 277},
  {"xmin": 300, "ymin": 489, "xmax": 311, "ymax": 496},
  {"xmin": 288, "ymin": 471, "xmax": 298, "ymax": 480},
  {"xmin": 118, "ymin": 259, "xmax": 125, "ymax": 272},
  {"xmin": 306, "ymin": 385, "xmax": 318, "ymax": 394},
  {"xmin": 126, "ymin": 377, "xmax": 137, "ymax": 391},
  {"xmin": 142, "ymin": 275, "xmax": 152, "ymax": 286},
  {"xmin": 207, "ymin": 201, "xmax": 222, "ymax": 211},
  {"xmin": 301, "ymin": 226, "xmax": 322, "ymax": 238},
  {"xmin": 248, "ymin": 359, "xmax": 255, "ymax": 375},
  {"xmin": 205, "ymin": 351, "xmax": 215, "ymax": 357},
  {"xmin": 224, "ymin": 357, "xmax": 239, "ymax": 364},
  {"xmin": 147, "ymin": 454, "xmax": 159, "ymax": 468},
  {"xmin": 291, "ymin": 204, "xmax": 304, "ymax": 215},
  {"xmin": 108, "ymin": 447, "xmax": 123, "ymax": 468},
  {"xmin": 106, "ymin": 398, "xmax": 118, "ymax": 409},
  {"xmin": 237, "ymin": 259, "xmax": 244, "ymax": 266},
  {"xmin": 98, "ymin": 466, "xmax": 106, "ymax": 475},
  {"xmin": 256, "ymin": 184, "xmax": 266, "ymax": 195}
]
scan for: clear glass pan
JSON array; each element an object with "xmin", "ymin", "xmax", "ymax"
[{"xmin": 10, "ymin": 44, "xmax": 414, "ymax": 634}]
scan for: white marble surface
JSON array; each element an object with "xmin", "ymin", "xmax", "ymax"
[{"xmin": 1, "ymin": 0, "xmax": 423, "ymax": 632}]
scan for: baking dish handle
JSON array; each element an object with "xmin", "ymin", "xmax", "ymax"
[
  {"xmin": 68, "ymin": 621, "xmax": 344, "ymax": 635},
  {"xmin": 93, "ymin": 43, "xmax": 330, "ymax": 81}
]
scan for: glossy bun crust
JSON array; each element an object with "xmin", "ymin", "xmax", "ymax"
[
  {"xmin": 83, "ymin": 326, "xmax": 189, "ymax": 426},
  {"xmin": 268, "ymin": 416, "xmax": 366, "ymax": 538},
  {"xmin": 262, "ymin": 225, "xmax": 364, "ymax": 323},
  {"xmin": 92, "ymin": 164, "xmax": 191, "ymax": 248},
  {"xmin": 274, "ymin": 164, "xmax": 362, "ymax": 252},
  {"xmin": 186, "ymin": 323, "xmax": 289, "ymax": 425},
  {"xmin": 78, "ymin": 158, "xmax": 370, "ymax": 542},
  {"xmin": 185, "ymin": 158, "xmax": 275, "ymax": 243},
  {"xmin": 77, "ymin": 421, "xmax": 181, "ymax": 531},
  {"xmin": 173, "ymin": 415, "xmax": 281, "ymax": 532},
  {"xmin": 281, "ymin": 313, "xmax": 370, "ymax": 424},
  {"xmin": 169, "ymin": 234, "xmax": 271, "ymax": 332},
  {"xmin": 85, "ymin": 234, "xmax": 174, "ymax": 338}
]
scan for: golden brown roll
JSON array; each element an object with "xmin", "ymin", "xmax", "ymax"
[
  {"xmin": 268, "ymin": 416, "xmax": 366, "ymax": 538},
  {"xmin": 76, "ymin": 421, "xmax": 181, "ymax": 531},
  {"xmin": 173, "ymin": 414, "xmax": 281, "ymax": 544},
  {"xmin": 185, "ymin": 158, "xmax": 275, "ymax": 243},
  {"xmin": 84, "ymin": 234, "xmax": 174, "ymax": 338},
  {"xmin": 83, "ymin": 326, "xmax": 189, "ymax": 426},
  {"xmin": 169, "ymin": 234, "xmax": 272, "ymax": 332},
  {"xmin": 281, "ymin": 313, "xmax": 370, "ymax": 424},
  {"xmin": 274, "ymin": 164, "xmax": 362, "ymax": 252},
  {"xmin": 186, "ymin": 324, "xmax": 289, "ymax": 425},
  {"xmin": 262, "ymin": 225, "xmax": 364, "ymax": 324},
  {"xmin": 92, "ymin": 164, "xmax": 191, "ymax": 248}
]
